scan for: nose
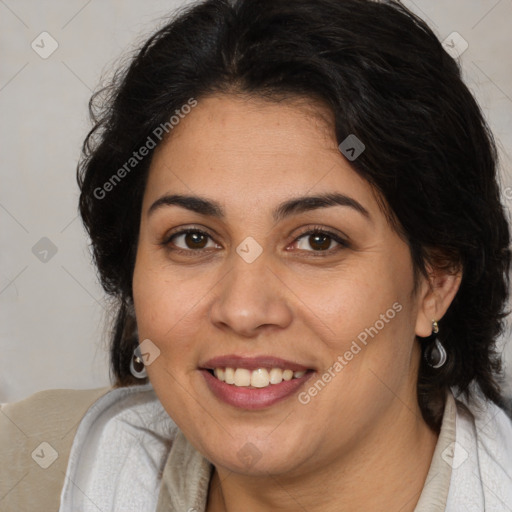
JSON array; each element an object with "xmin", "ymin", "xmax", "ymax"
[{"xmin": 209, "ymin": 250, "xmax": 293, "ymax": 338}]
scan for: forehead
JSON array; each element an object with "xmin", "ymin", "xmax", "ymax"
[{"xmin": 143, "ymin": 94, "xmax": 380, "ymax": 221}]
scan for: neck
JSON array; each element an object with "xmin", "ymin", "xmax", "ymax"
[{"xmin": 206, "ymin": 395, "xmax": 439, "ymax": 512}]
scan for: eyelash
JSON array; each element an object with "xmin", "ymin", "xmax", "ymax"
[{"xmin": 160, "ymin": 225, "xmax": 349, "ymax": 257}]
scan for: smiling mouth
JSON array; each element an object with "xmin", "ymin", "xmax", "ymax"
[{"xmin": 206, "ymin": 367, "xmax": 313, "ymax": 388}]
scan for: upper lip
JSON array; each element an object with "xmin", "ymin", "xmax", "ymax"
[{"xmin": 200, "ymin": 355, "xmax": 312, "ymax": 372}]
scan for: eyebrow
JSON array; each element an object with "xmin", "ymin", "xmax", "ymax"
[{"xmin": 147, "ymin": 192, "xmax": 371, "ymax": 222}]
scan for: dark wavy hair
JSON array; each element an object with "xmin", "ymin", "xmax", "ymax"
[{"xmin": 77, "ymin": 0, "xmax": 511, "ymax": 430}]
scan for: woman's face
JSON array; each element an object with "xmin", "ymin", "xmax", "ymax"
[{"xmin": 132, "ymin": 94, "xmax": 436, "ymax": 476}]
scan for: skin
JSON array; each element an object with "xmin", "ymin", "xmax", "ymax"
[{"xmin": 132, "ymin": 94, "xmax": 462, "ymax": 512}]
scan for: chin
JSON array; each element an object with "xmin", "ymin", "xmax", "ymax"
[{"xmin": 202, "ymin": 433, "xmax": 311, "ymax": 477}]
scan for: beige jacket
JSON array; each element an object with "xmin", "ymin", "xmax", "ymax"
[{"xmin": 0, "ymin": 386, "xmax": 112, "ymax": 511}]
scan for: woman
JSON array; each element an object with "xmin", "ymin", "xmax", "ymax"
[{"xmin": 1, "ymin": 0, "xmax": 511, "ymax": 510}]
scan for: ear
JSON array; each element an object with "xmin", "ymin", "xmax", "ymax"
[{"xmin": 415, "ymin": 264, "xmax": 462, "ymax": 337}]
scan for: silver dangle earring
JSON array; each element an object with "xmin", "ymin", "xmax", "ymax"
[
  {"xmin": 424, "ymin": 320, "xmax": 447, "ymax": 369},
  {"xmin": 130, "ymin": 346, "xmax": 148, "ymax": 379}
]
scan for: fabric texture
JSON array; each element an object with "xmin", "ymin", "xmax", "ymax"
[
  {"xmin": 1, "ymin": 382, "xmax": 511, "ymax": 511},
  {"xmin": 58, "ymin": 382, "xmax": 179, "ymax": 511},
  {"xmin": 445, "ymin": 393, "xmax": 512, "ymax": 510},
  {"xmin": 0, "ymin": 386, "xmax": 111, "ymax": 511},
  {"xmin": 414, "ymin": 391, "xmax": 456, "ymax": 511}
]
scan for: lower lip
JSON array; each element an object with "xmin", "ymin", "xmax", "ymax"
[{"xmin": 200, "ymin": 369, "xmax": 314, "ymax": 410}]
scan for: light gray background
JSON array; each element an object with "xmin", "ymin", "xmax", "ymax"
[{"xmin": 1, "ymin": 0, "xmax": 511, "ymax": 403}]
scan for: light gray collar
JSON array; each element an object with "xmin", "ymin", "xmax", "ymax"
[{"xmin": 156, "ymin": 429, "xmax": 213, "ymax": 512}]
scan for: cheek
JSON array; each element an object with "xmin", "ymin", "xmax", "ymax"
[
  {"xmin": 310, "ymin": 254, "xmax": 417, "ymax": 389},
  {"xmin": 309, "ymin": 259, "xmax": 412, "ymax": 346},
  {"xmin": 132, "ymin": 249, "xmax": 210, "ymax": 360}
]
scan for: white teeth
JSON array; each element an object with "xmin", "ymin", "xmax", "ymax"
[
  {"xmin": 224, "ymin": 367, "xmax": 235, "ymax": 384},
  {"xmin": 211, "ymin": 367, "xmax": 308, "ymax": 388},
  {"xmin": 269, "ymin": 368, "xmax": 283, "ymax": 384},
  {"xmin": 251, "ymin": 368, "xmax": 270, "ymax": 388},
  {"xmin": 234, "ymin": 368, "xmax": 251, "ymax": 387},
  {"xmin": 282, "ymin": 369, "xmax": 293, "ymax": 381}
]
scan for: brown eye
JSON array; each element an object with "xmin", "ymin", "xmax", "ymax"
[
  {"xmin": 183, "ymin": 232, "xmax": 208, "ymax": 249},
  {"xmin": 293, "ymin": 228, "xmax": 348, "ymax": 254},
  {"xmin": 166, "ymin": 229, "xmax": 218, "ymax": 251},
  {"xmin": 307, "ymin": 233, "xmax": 332, "ymax": 251}
]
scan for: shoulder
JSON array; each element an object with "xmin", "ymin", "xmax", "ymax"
[
  {"xmin": 59, "ymin": 383, "xmax": 179, "ymax": 511},
  {"xmin": 446, "ymin": 391, "xmax": 512, "ymax": 510},
  {"xmin": 0, "ymin": 385, "xmax": 112, "ymax": 512},
  {"xmin": 470, "ymin": 395, "xmax": 512, "ymax": 472},
  {"xmin": 455, "ymin": 392, "xmax": 512, "ymax": 460},
  {"xmin": 0, "ymin": 386, "xmax": 113, "ymax": 433}
]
